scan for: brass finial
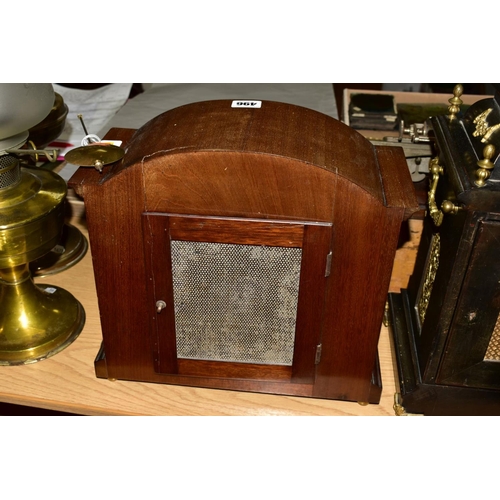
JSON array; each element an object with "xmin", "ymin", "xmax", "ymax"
[
  {"xmin": 448, "ymin": 84, "xmax": 464, "ymax": 118},
  {"xmin": 475, "ymin": 143, "xmax": 496, "ymax": 187},
  {"xmin": 441, "ymin": 199, "xmax": 459, "ymax": 215}
]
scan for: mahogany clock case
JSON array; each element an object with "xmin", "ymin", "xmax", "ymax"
[{"xmin": 69, "ymin": 100, "xmax": 418, "ymax": 405}]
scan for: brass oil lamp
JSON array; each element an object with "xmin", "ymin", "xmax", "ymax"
[{"xmin": 0, "ymin": 84, "xmax": 85, "ymax": 365}]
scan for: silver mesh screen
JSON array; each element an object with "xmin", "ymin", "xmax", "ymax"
[
  {"xmin": 171, "ymin": 240, "xmax": 302, "ymax": 365},
  {"xmin": 0, "ymin": 155, "xmax": 21, "ymax": 189}
]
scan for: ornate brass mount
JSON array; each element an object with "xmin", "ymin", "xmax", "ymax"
[
  {"xmin": 416, "ymin": 233, "xmax": 440, "ymax": 326},
  {"xmin": 473, "ymin": 109, "xmax": 500, "ymax": 143},
  {"xmin": 428, "ymin": 158, "xmax": 461, "ymax": 226},
  {"xmin": 447, "ymin": 84, "xmax": 463, "ymax": 118},
  {"xmin": 474, "ymin": 144, "xmax": 496, "ymax": 187}
]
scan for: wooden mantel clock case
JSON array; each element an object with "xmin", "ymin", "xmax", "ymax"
[
  {"xmin": 387, "ymin": 87, "xmax": 500, "ymax": 415},
  {"xmin": 69, "ymin": 100, "xmax": 417, "ymax": 404}
]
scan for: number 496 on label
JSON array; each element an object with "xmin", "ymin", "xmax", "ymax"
[{"xmin": 231, "ymin": 100, "xmax": 262, "ymax": 108}]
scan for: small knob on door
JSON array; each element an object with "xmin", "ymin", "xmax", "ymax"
[{"xmin": 156, "ymin": 300, "xmax": 166, "ymax": 313}]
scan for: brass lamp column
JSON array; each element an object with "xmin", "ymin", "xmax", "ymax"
[{"xmin": 0, "ymin": 154, "xmax": 85, "ymax": 365}]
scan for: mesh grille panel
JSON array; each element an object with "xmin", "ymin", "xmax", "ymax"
[
  {"xmin": 171, "ymin": 240, "xmax": 302, "ymax": 365},
  {"xmin": 484, "ymin": 312, "xmax": 500, "ymax": 361},
  {"xmin": 0, "ymin": 155, "xmax": 21, "ymax": 189}
]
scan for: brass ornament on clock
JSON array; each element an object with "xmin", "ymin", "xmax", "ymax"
[{"xmin": 417, "ymin": 233, "xmax": 440, "ymax": 328}]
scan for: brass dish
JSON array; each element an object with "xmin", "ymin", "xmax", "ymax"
[{"xmin": 65, "ymin": 144, "xmax": 125, "ymax": 172}]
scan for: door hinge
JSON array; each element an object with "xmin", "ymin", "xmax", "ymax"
[
  {"xmin": 325, "ymin": 252, "xmax": 332, "ymax": 277},
  {"xmin": 315, "ymin": 344, "xmax": 322, "ymax": 364}
]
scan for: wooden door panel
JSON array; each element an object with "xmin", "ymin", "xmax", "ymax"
[{"xmin": 142, "ymin": 213, "xmax": 332, "ymax": 385}]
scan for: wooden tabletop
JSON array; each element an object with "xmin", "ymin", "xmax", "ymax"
[{"xmin": 0, "ymin": 203, "xmax": 422, "ymax": 416}]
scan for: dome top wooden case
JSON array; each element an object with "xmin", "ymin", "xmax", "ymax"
[{"xmin": 69, "ymin": 100, "xmax": 418, "ymax": 404}]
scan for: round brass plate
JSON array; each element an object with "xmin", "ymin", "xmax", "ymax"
[
  {"xmin": 65, "ymin": 144, "xmax": 124, "ymax": 167},
  {"xmin": 30, "ymin": 223, "xmax": 89, "ymax": 277}
]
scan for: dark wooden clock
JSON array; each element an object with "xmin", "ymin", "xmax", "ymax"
[
  {"xmin": 388, "ymin": 85, "xmax": 500, "ymax": 415},
  {"xmin": 69, "ymin": 99, "xmax": 417, "ymax": 404}
]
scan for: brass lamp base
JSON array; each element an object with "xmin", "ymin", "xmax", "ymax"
[{"xmin": 0, "ymin": 264, "xmax": 85, "ymax": 366}]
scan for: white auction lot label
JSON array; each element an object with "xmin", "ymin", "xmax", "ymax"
[{"xmin": 231, "ymin": 100, "xmax": 262, "ymax": 108}]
